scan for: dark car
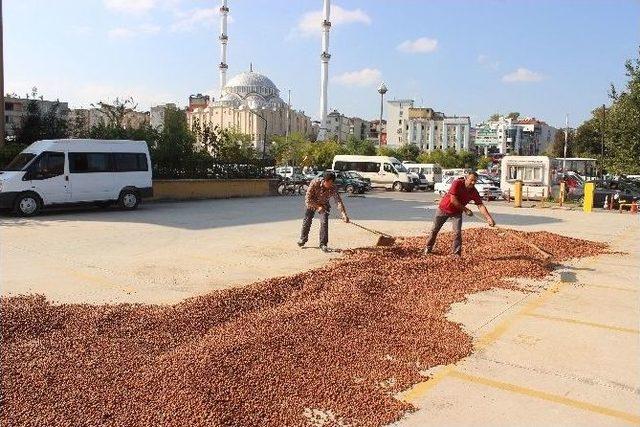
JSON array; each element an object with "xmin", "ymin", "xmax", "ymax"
[
  {"xmin": 341, "ymin": 171, "xmax": 372, "ymax": 191},
  {"xmin": 593, "ymin": 180, "xmax": 640, "ymax": 208},
  {"xmin": 315, "ymin": 170, "xmax": 368, "ymax": 194}
]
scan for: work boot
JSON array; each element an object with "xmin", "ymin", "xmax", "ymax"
[
  {"xmin": 319, "ymin": 244, "xmax": 330, "ymax": 253},
  {"xmin": 297, "ymin": 239, "xmax": 306, "ymax": 247}
]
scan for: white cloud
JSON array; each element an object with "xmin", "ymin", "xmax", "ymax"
[
  {"xmin": 477, "ymin": 54, "xmax": 499, "ymax": 70},
  {"xmin": 104, "ymin": 0, "xmax": 155, "ymax": 14},
  {"xmin": 108, "ymin": 24, "xmax": 161, "ymax": 39},
  {"xmin": 397, "ymin": 37, "xmax": 438, "ymax": 54},
  {"xmin": 295, "ymin": 5, "xmax": 371, "ymax": 37},
  {"xmin": 332, "ymin": 68, "xmax": 382, "ymax": 87},
  {"xmin": 502, "ymin": 68, "xmax": 544, "ymax": 83},
  {"xmin": 171, "ymin": 7, "xmax": 232, "ymax": 32}
]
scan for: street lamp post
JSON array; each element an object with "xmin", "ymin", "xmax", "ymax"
[
  {"xmin": 377, "ymin": 82, "xmax": 387, "ymax": 146},
  {"xmin": 240, "ymin": 104, "xmax": 267, "ymax": 160}
]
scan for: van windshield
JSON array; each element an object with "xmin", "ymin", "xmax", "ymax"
[
  {"xmin": 392, "ymin": 162, "xmax": 408, "ymax": 173},
  {"xmin": 3, "ymin": 153, "xmax": 37, "ymax": 171}
]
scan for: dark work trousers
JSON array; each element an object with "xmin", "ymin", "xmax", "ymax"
[
  {"xmin": 300, "ymin": 206, "xmax": 330, "ymax": 246},
  {"xmin": 425, "ymin": 208, "xmax": 463, "ymax": 255}
]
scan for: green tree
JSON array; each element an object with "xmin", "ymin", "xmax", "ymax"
[
  {"xmin": 345, "ymin": 136, "xmax": 376, "ymax": 156},
  {"xmin": 489, "ymin": 113, "xmax": 500, "ymax": 122},
  {"xmin": 477, "ymin": 156, "xmax": 493, "ymax": 170},
  {"xmin": 548, "ymin": 129, "xmax": 575, "ymax": 158},
  {"xmin": 13, "ymin": 98, "xmax": 68, "ymax": 146},
  {"xmin": 314, "ymin": 140, "xmax": 348, "ymax": 170},
  {"xmin": 604, "ymin": 48, "xmax": 640, "ymax": 174},
  {"xmin": 506, "ymin": 112, "xmax": 520, "ymax": 120},
  {"xmin": 271, "ymin": 132, "xmax": 312, "ymax": 165},
  {"xmin": 376, "ymin": 145, "xmax": 399, "ymax": 158},
  {"xmin": 395, "ymin": 144, "xmax": 420, "ymax": 162}
]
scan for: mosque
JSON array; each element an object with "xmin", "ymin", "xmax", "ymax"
[{"xmin": 187, "ymin": 1, "xmax": 316, "ymax": 152}]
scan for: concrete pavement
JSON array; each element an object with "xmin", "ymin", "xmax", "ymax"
[
  {"xmin": 1, "ymin": 191, "xmax": 638, "ymax": 425},
  {"xmin": 394, "ymin": 219, "xmax": 639, "ymax": 426}
]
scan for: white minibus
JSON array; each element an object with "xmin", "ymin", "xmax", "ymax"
[
  {"xmin": 0, "ymin": 139, "xmax": 153, "ymax": 216},
  {"xmin": 404, "ymin": 163, "xmax": 442, "ymax": 190},
  {"xmin": 332, "ymin": 155, "xmax": 418, "ymax": 191},
  {"xmin": 500, "ymin": 155, "xmax": 554, "ymax": 200}
]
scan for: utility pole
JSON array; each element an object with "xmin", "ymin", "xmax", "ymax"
[
  {"xmin": 562, "ymin": 114, "xmax": 568, "ymax": 172},
  {"xmin": 600, "ymin": 104, "xmax": 605, "ymax": 177},
  {"xmin": 0, "ymin": 0, "xmax": 5, "ymax": 147}
]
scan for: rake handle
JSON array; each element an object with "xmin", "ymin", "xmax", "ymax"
[
  {"xmin": 348, "ymin": 221, "xmax": 391, "ymax": 238},
  {"xmin": 494, "ymin": 226, "xmax": 552, "ymax": 258}
]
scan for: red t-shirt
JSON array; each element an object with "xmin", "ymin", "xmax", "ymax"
[{"xmin": 439, "ymin": 177, "xmax": 483, "ymax": 215}]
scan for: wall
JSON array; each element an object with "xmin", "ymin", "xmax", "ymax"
[{"xmin": 151, "ymin": 179, "xmax": 277, "ymax": 200}]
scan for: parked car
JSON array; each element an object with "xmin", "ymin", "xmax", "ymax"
[
  {"xmin": 435, "ymin": 175, "xmax": 502, "ymax": 200},
  {"xmin": 341, "ymin": 171, "xmax": 372, "ymax": 191},
  {"xmin": 316, "ymin": 170, "xmax": 368, "ymax": 194},
  {"xmin": 0, "ymin": 139, "xmax": 153, "ymax": 216},
  {"xmin": 434, "ymin": 175, "xmax": 461, "ymax": 195},
  {"xmin": 593, "ymin": 180, "xmax": 640, "ymax": 208}
]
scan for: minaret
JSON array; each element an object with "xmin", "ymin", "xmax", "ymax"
[
  {"xmin": 318, "ymin": 0, "xmax": 331, "ymax": 141},
  {"xmin": 219, "ymin": 0, "xmax": 229, "ymax": 98}
]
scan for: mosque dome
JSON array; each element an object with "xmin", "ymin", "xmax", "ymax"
[
  {"xmin": 224, "ymin": 71, "xmax": 279, "ymax": 99},
  {"xmin": 214, "ymin": 68, "xmax": 285, "ymax": 109}
]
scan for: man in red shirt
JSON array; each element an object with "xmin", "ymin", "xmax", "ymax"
[{"xmin": 425, "ymin": 171, "xmax": 496, "ymax": 256}]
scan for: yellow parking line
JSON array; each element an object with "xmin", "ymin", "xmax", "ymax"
[
  {"xmin": 449, "ymin": 370, "xmax": 640, "ymax": 425},
  {"xmin": 524, "ymin": 312, "xmax": 640, "ymax": 334},
  {"xmin": 475, "ymin": 281, "xmax": 567, "ymax": 349},
  {"xmin": 399, "ymin": 281, "xmax": 566, "ymax": 403}
]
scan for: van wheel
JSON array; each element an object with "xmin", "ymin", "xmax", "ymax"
[
  {"xmin": 13, "ymin": 192, "xmax": 42, "ymax": 217},
  {"xmin": 393, "ymin": 181, "xmax": 403, "ymax": 192},
  {"xmin": 118, "ymin": 189, "xmax": 139, "ymax": 210}
]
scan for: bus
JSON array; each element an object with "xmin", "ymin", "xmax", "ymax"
[{"xmin": 552, "ymin": 158, "xmax": 597, "ymax": 180}]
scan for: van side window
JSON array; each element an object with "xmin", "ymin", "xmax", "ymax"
[
  {"xmin": 383, "ymin": 163, "xmax": 395, "ymax": 173},
  {"xmin": 114, "ymin": 153, "xmax": 148, "ymax": 172},
  {"xmin": 334, "ymin": 161, "xmax": 349, "ymax": 171},
  {"xmin": 69, "ymin": 153, "xmax": 111, "ymax": 173},
  {"xmin": 31, "ymin": 152, "xmax": 65, "ymax": 179},
  {"xmin": 364, "ymin": 162, "xmax": 379, "ymax": 173}
]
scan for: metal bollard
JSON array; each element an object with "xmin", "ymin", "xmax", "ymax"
[
  {"xmin": 514, "ymin": 181, "xmax": 523, "ymax": 208},
  {"xmin": 583, "ymin": 182, "xmax": 595, "ymax": 213}
]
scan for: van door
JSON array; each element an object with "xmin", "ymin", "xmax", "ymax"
[
  {"xmin": 68, "ymin": 152, "xmax": 115, "ymax": 202},
  {"xmin": 379, "ymin": 163, "xmax": 397, "ymax": 186},
  {"xmin": 25, "ymin": 151, "xmax": 70, "ymax": 205}
]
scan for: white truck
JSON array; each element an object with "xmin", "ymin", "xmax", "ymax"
[{"xmin": 0, "ymin": 139, "xmax": 153, "ymax": 216}]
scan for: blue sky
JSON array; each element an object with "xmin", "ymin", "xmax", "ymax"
[{"xmin": 5, "ymin": 0, "xmax": 639, "ymax": 128}]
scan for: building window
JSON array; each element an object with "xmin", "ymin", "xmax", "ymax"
[{"xmin": 398, "ymin": 120, "xmax": 402, "ymax": 125}]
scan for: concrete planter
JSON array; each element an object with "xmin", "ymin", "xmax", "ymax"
[{"xmin": 151, "ymin": 179, "xmax": 279, "ymax": 201}]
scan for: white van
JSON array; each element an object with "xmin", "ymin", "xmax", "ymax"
[
  {"xmin": 0, "ymin": 139, "xmax": 153, "ymax": 216},
  {"xmin": 332, "ymin": 155, "xmax": 418, "ymax": 191},
  {"xmin": 404, "ymin": 163, "xmax": 442, "ymax": 190}
]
